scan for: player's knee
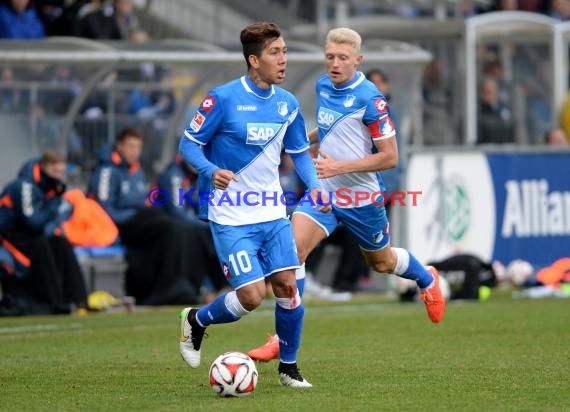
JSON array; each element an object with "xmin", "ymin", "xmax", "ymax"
[
  {"xmin": 271, "ymin": 279, "xmax": 297, "ymax": 299},
  {"xmin": 236, "ymin": 288, "xmax": 265, "ymax": 311},
  {"xmin": 371, "ymin": 260, "xmax": 393, "ymax": 273}
]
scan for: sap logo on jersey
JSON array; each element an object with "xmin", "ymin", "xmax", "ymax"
[
  {"xmin": 317, "ymin": 107, "xmax": 341, "ymax": 129},
  {"xmin": 246, "ymin": 123, "xmax": 281, "ymax": 145}
]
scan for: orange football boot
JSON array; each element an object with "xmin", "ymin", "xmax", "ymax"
[
  {"xmin": 420, "ymin": 266, "xmax": 446, "ymax": 323},
  {"xmin": 247, "ymin": 334, "xmax": 279, "ymax": 362}
]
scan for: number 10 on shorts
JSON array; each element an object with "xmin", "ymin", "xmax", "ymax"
[{"xmin": 228, "ymin": 251, "xmax": 252, "ymax": 276}]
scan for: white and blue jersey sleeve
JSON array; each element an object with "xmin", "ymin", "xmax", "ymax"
[
  {"xmin": 184, "ymin": 90, "xmax": 224, "ymax": 146},
  {"xmin": 180, "ymin": 76, "xmax": 310, "ymax": 225}
]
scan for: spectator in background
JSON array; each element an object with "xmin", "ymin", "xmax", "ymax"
[
  {"xmin": 422, "ymin": 58, "xmax": 454, "ymax": 144},
  {"xmin": 478, "ymin": 77, "xmax": 515, "ymax": 144},
  {"xmin": 548, "ymin": 0, "xmax": 570, "ymax": 20},
  {"xmin": 74, "ymin": 0, "xmax": 147, "ymax": 40},
  {"xmin": 39, "ymin": 0, "xmax": 93, "ymax": 37},
  {"xmin": 113, "ymin": 0, "xmax": 146, "ymax": 41},
  {"xmin": 483, "ymin": 59, "xmax": 510, "ymax": 110},
  {"xmin": 127, "ymin": 66, "xmax": 175, "ymax": 119},
  {"xmin": 0, "ymin": 150, "xmax": 88, "ymax": 315},
  {"xmin": 34, "ymin": 0, "xmax": 65, "ymax": 36},
  {"xmin": 0, "ymin": 67, "xmax": 24, "ymax": 112},
  {"xmin": 544, "ymin": 128, "xmax": 569, "ymax": 146},
  {"xmin": 75, "ymin": 0, "xmax": 121, "ymax": 39},
  {"xmin": 0, "ymin": 0, "xmax": 46, "ymax": 39},
  {"xmin": 87, "ymin": 127, "xmax": 218, "ymax": 305},
  {"xmin": 35, "ymin": 65, "xmax": 83, "ymax": 155}
]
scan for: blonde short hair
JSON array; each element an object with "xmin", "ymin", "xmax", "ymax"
[{"xmin": 325, "ymin": 27, "xmax": 362, "ymax": 54}]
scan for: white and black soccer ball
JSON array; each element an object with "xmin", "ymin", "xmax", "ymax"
[
  {"xmin": 209, "ymin": 352, "xmax": 258, "ymax": 397},
  {"xmin": 506, "ymin": 259, "xmax": 534, "ymax": 286}
]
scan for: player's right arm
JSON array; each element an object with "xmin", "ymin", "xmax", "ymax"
[{"xmin": 179, "ymin": 91, "xmax": 237, "ymax": 190}]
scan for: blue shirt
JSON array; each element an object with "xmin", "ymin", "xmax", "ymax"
[
  {"xmin": 316, "ymin": 71, "xmax": 396, "ymax": 207},
  {"xmin": 181, "ymin": 75, "xmax": 310, "ymax": 225},
  {"xmin": 0, "ymin": 5, "xmax": 45, "ymax": 39}
]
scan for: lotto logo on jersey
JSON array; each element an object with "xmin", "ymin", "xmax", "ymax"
[
  {"xmin": 201, "ymin": 95, "xmax": 216, "ymax": 112},
  {"xmin": 190, "ymin": 112, "xmax": 206, "ymax": 132},
  {"xmin": 222, "ymin": 263, "xmax": 231, "ymax": 280},
  {"xmin": 246, "ymin": 123, "xmax": 281, "ymax": 145},
  {"xmin": 317, "ymin": 107, "xmax": 341, "ymax": 129},
  {"xmin": 374, "ymin": 98, "xmax": 388, "ymax": 114}
]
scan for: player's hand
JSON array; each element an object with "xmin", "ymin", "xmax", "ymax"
[
  {"xmin": 212, "ymin": 169, "xmax": 238, "ymax": 190},
  {"xmin": 314, "ymin": 150, "xmax": 342, "ymax": 179},
  {"xmin": 309, "ymin": 188, "xmax": 332, "ymax": 213}
]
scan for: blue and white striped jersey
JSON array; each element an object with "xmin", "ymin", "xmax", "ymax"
[
  {"xmin": 182, "ymin": 75, "xmax": 310, "ymax": 225},
  {"xmin": 316, "ymin": 71, "xmax": 396, "ymax": 208}
]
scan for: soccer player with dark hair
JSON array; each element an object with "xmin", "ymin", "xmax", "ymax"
[
  {"xmin": 178, "ymin": 22, "xmax": 330, "ymax": 387},
  {"xmin": 248, "ymin": 27, "xmax": 446, "ymax": 362}
]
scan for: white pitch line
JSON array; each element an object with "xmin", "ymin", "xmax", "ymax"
[{"xmin": 0, "ymin": 323, "xmax": 82, "ymax": 335}]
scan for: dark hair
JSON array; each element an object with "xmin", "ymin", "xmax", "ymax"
[
  {"xmin": 116, "ymin": 126, "xmax": 142, "ymax": 143},
  {"xmin": 365, "ymin": 68, "xmax": 388, "ymax": 83},
  {"xmin": 240, "ymin": 22, "xmax": 282, "ymax": 69},
  {"xmin": 39, "ymin": 149, "xmax": 65, "ymax": 167}
]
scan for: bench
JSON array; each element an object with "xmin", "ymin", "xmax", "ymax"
[{"xmin": 74, "ymin": 245, "xmax": 127, "ymax": 294}]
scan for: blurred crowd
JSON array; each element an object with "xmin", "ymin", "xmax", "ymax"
[
  {"xmin": 1, "ymin": 0, "xmax": 569, "ymax": 41},
  {"xmin": 0, "ymin": 0, "xmax": 147, "ymax": 41},
  {"xmin": 277, "ymin": 0, "xmax": 570, "ymax": 21}
]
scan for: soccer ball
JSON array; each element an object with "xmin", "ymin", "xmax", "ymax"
[
  {"xmin": 506, "ymin": 259, "xmax": 533, "ymax": 286},
  {"xmin": 209, "ymin": 352, "xmax": 258, "ymax": 397}
]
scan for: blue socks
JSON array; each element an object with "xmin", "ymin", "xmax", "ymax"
[
  {"xmin": 392, "ymin": 247, "xmax": 434, "ymax": 289},
  {"xmin": 195, "ymin": 291, "xmax": 248, "ymax": 327},
  {"xmin": 275, "ymin": 302, "xmax": 304, "ymax": 363}
]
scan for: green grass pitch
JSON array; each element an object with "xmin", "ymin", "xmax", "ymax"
[{"xmin": 0, "ymin": 294, "xmax": 568, "ymax": 411}]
